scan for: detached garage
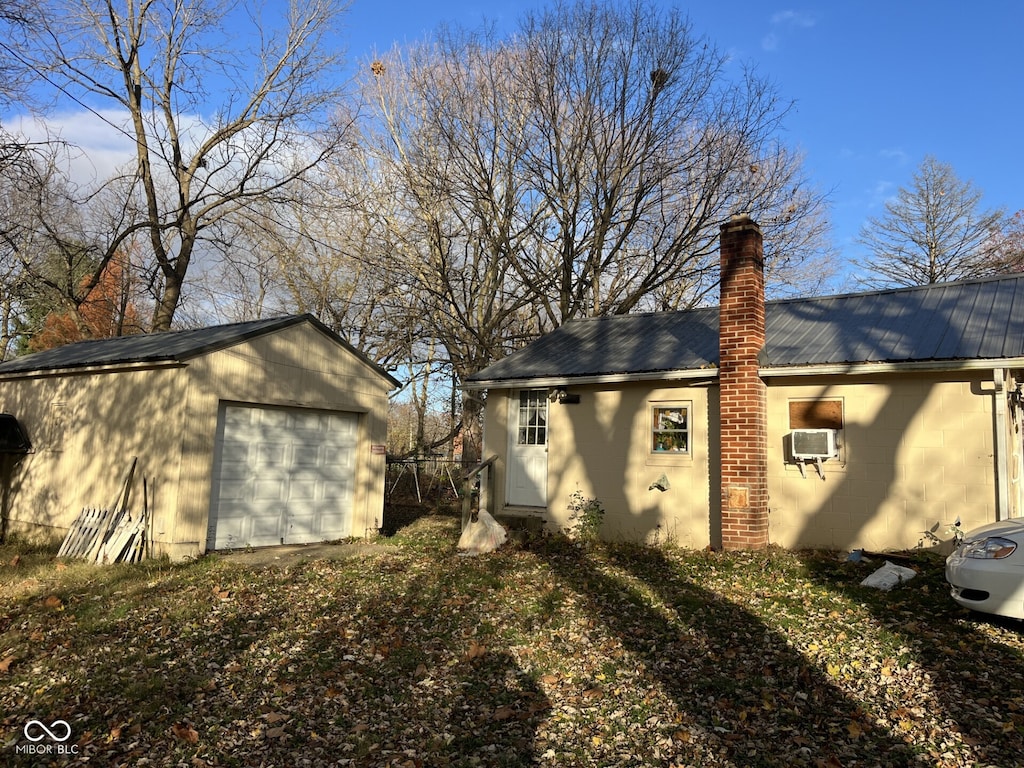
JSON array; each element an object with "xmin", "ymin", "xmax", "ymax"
[{"xmin": 0, "ymin": 315, "xmax": 399, "ymax": 559}]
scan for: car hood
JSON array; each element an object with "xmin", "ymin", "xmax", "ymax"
[{"xmin": 961, "ymin": 517, "xmax": 1024, "ymax": 542}]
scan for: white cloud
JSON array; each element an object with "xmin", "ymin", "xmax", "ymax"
[
  {"xmin": 771, "ymin": 10, "xmax": 817, "ymax": 28},
  {"xmin": 762, "ymin": 10, "xmax": 817, "ymax": 52},
  {"xmin": 879, "ymin": 147, "xmax": 911, "ymax": 166},
  {"xmin": 9, "ymin": 110, "xmax": 138, "ymax": 188},
  {"xmin": 866, "ymin": 179, "xmax": 898, "ymax": 209}
]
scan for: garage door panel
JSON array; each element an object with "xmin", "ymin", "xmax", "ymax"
[
  {"xmin": 323, "ymin": 480, "xmax": 352, "ymax": 499},
  {"xmin": 327, "ymin": 414, "xmax": 355, "ymax": 434},
  {"xmin": 260, "ymin": 409, "xmax": 289, "ymax": 428},
  {"xmin": 217, "ymin": 480, "xmax": 250, "ymax": 501},
  {"xmin": 292, "ymin": 410, "xmax": 322, "ymax": 430},
  {"xmin": 292, "ymin": 444, "xmax": 320, "ymax": 466},
  {"xmin": 250, "ymin": 511, "xmax": 286, "ymax": 542},
  {"xmin": 217, "ymin": 458, "xmax": 252, "ymax": 480},
  {"xmin": 253, "ymin": 479, "xmax": 286, "ymax": 501},
  {"xmin": 209, "ymin": 404, "xmax": 358, "ymax": 550},
  {"xmin": 255, "ymin": 443, "xmax": 288, "ymax": 467},
  {"xmin": 324, "ymin": 446, "xmax": 354, "ymax": 467},
  {"xmin": 286, "ymin": 513, "xmax": 317, "ymax": 540},
  {"xmin": 223, "ymin": 407, "xmax": 253, "ymax": 428},
  {"xmin": 210, "ymin": 509, "xmax": 248, "ymax": 550},
  {"xmin": 288, "ymin": 479, "xmax": 318, "ymax": 501}
]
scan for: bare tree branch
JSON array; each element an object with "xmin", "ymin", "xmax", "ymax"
[{"xmin": 23, "ymin": 0, "xmax": 352, "ymax": 331}]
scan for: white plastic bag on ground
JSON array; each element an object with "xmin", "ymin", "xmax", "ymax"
[
  {"xmin": 457, "ymin": 509, "xmax": 507, "ymax": 556},
  {"xmin": 860, "ymin": 560, "xmax": 917, "ymax": 591}
]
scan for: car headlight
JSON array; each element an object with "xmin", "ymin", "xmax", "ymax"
[{"xmin": 963, "ymin": 537, "xmax": 1017, "ymax": 559}]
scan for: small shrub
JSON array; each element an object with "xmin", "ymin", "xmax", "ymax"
[{"xmin": 566, "ymin": 489, "xmax": 604, "ymax": 543}]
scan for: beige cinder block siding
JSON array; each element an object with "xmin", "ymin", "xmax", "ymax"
[
  {"xmin": 484, "ymin": 382, "xmax": 714, "ymax": 548},
  {"xmin": 0, "ymin": 322, "xmax": 391, "ymax": 560},
  {"xmin": 483, "ymin": 370, "xmax": 1014, "ymax": 552},
  {"xmin": 766, "ymin": 372, "xmax": 1001, "ymax": 552}
]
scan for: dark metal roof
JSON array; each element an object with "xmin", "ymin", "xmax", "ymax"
[
  {"xmin": 466, "ymin": 274, "xmax": 1024, "ymax": 385},
  {"xmin": 0, "ymin": 314, "xmax": 401, "ymax": 387}
]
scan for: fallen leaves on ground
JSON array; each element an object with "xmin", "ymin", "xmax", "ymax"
[
  {"xmin": 0, "ymin": 514, "xmax": 1022, "ymax": 767},
  {"xmin": 171, "ymin": 722, "xmax": 198, "ymax": 744}
]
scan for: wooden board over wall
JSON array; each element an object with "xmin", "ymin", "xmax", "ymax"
[{"xmin": 789, "ymin": 399, "xmax": 844, "ymax": 430}]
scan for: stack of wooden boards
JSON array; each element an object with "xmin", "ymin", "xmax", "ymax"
[
  {"xmin": 56, "ymin": 456, "xmax": 148, "ymax": 564},
  {"xmin": 57, "ymin": 506, "xmax": 148, "ymax": 563}
]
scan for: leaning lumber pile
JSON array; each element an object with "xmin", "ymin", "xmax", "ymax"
[
  {"xmin": 57, "ymin": 507, "xmax": 148, "ymax": 563},
  {"xmin": 56, "ymin": 456, "xmax": 149, "ymax": 564}
]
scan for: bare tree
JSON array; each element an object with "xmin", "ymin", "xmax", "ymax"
[
  {"xmin": 0, "ymin": 142, "xmax": 104, "ymax": 354},
  {"xmin": 356, "ymin": 0, "xmax": 832, "ymax": 458},
  {"xmin": 360, "ymin": 40, "xmax": 545, "ymax": 461},
  {"xmin": 858, "ymin": 156, "xmax": 1008, "ymax": 287},
  {"xmin": 22, "ymin": 0, "xmax": 352, "ymax": 331},
  {"xmin": 986, "ymin": 209, "xmax": 1024, "ymax": 275},
  {"xmin": 512, "ymin": 0, "xmax": 830, "ymax": 321},
  {"xmin": 0, "ymin": 0, "xmax": 38, "ymax": 111}
]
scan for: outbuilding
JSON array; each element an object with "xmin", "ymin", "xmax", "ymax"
[{"xmin": 0, "ymin": 315, "xmax": 399, "ymax": 559}]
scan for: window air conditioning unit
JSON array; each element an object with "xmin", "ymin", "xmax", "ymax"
[{"xmin": 790, "ymin": 429, "xmax": 839, "ymax": 461}]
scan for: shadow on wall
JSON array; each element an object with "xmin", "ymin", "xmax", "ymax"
[
  {"xmin": 0, "ymin": 453, "xmax": 28, "ymax": 543},
  {"xmin": 778, "ymin": 291, "xmax": 997, "ymax": 551},
  {"xmin": 547, "ymin": 383, "xmax": 664, "ymax": 544},
  {"xmin": 0, "ymin": 366, "xmax": 181, "ymax": 548}
]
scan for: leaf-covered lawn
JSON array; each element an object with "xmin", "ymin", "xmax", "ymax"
[{"xmin": 1, "ymin": 514, "xmax": 1022, "ymax": 767}]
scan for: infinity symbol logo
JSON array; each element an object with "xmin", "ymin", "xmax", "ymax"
[{"xmin": 24, "ymin": 719, "xmax": 72, "ymax": 742}]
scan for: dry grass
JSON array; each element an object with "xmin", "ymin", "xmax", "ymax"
[{"xmin": 1, "ymin": 512, "xmax": 1022, "ymax": 767}]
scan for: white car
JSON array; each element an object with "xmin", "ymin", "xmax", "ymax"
[{"xmin": 946, "ymin": 518, "xmax": 1024, "ymax": 620}]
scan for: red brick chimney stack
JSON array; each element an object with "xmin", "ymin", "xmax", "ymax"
[{"xmin": 718, "ymin": 214, "xmax": 769, "ymax": 550}]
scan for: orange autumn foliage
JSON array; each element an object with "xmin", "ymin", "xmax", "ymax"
[{"xmin": 29, "ymin": 257, "xmax": 146, "ymax": 352}]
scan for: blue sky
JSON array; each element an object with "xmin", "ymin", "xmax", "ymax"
[
  {"xmin": 12, "ymin": 1, "xmax": 1020, "ymax": 290},
  {"xmin": 345, "ymin": 0, "xmax": 1024, "ymax": 287}
]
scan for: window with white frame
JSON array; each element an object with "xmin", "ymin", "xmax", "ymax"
[
  {"xmin": 516, "ymin": 390, "xmax": 548, "ymax": 446},
  {"xmin": 651, "ymin": 403, "xmax": 690, "ymax": 454}
]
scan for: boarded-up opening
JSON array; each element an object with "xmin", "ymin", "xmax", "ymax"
[{"xmin": 789, "ymin": 399, "xmax": 844, "ymax": 430}]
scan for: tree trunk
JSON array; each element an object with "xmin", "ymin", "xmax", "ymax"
[{"xmin": 460, "ymin": 390, "xmax": 484, "ymax": 466}]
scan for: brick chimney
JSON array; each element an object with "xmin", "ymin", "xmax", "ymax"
[{"xmin": 718, "ymin": 214, "xmax": 768, "ymax": 550}]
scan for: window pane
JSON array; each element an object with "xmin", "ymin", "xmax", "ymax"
[
  {"xmin": 652, "ymin": 404, "xmax": 689, "ymax": 453},
  {"xmin": 517, "ymin": 391, "xmax": 549, "ymax": 446}
]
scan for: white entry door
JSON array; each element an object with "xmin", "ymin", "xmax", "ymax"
[
  {"xmin": 506, "ymin": 390, "xmax": 548, "ymax": 507},
  {"xmin": 208, "ymin": 404, "xmax": 357, "ymax": 550}
]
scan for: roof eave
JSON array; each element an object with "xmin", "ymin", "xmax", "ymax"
[
  {"xmin": 0, "ymin": 359, "xmax": 186, "ymax": 381},
  {"xmin": 467, "ymin": 356, "xmax": 1024, "ymax": 390},
  {"xmin": 464, "ymin": 367, "xmax": 719, "ymax": 390}
]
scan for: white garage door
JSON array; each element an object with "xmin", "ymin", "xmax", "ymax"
[{"xmin": 208, "ymin": 404, "xmax": 358, "ymax": 550}]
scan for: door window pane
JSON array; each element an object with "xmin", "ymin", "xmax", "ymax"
[{"xmin": 517, "ymin": 391, "xmax": 548, "ymax": 445}]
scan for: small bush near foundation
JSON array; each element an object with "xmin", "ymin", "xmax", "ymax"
[{"xmin": 566, "ymin": 490, "xmax": 604, "ymax": 543}]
